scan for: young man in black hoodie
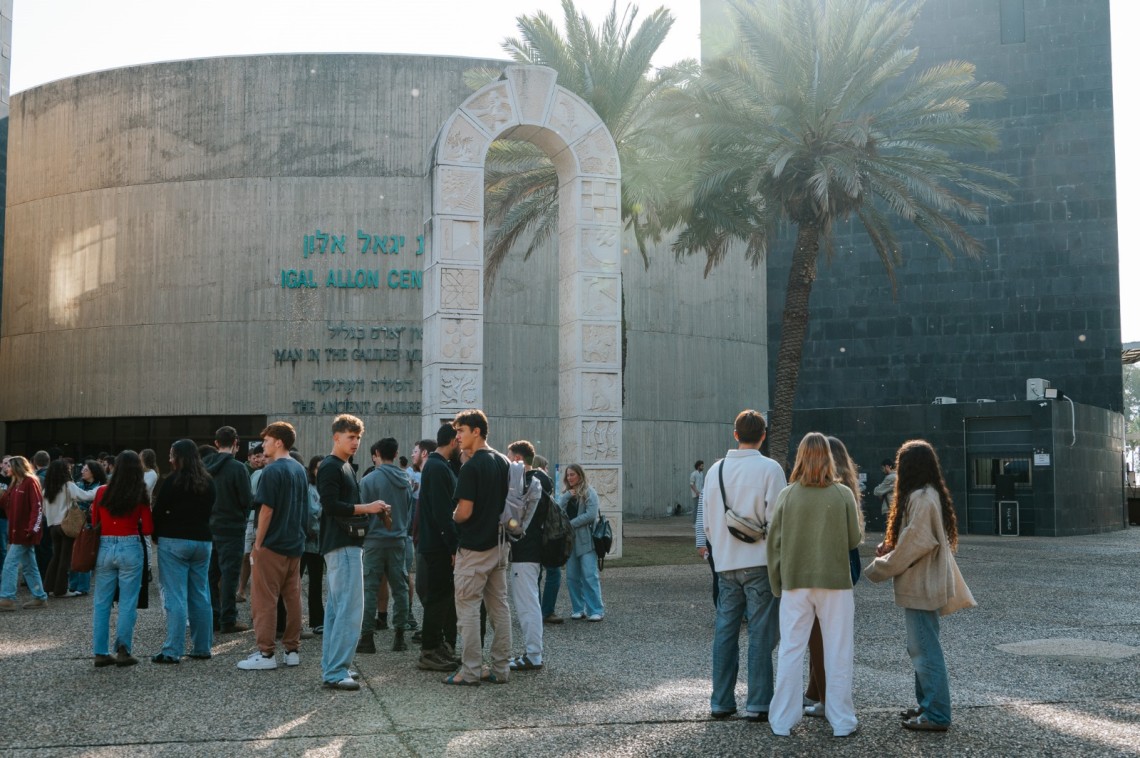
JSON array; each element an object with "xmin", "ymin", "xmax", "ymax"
[
  {"xmin": 358, "ymin": 438, "xmax": 414, "ymax": 654},
  {"xmin": 206, "ymin": 426, "xmax": 253, "ymax": 633},
  {"xmin": 415, "ymin": 424, "xmax": 460, "ymax": 671}
]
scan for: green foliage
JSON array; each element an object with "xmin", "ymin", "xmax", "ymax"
[
  {"xmin": 1124, "ymin": 363, "xmax": 1140, "ymax": 441},
  {"xmin": 664, "ymin": 0, "xmax": 1013, "ymax": 283},
  {"xmin": 471, "ymin": 0, "xmax": 694, "ymax": 289}
]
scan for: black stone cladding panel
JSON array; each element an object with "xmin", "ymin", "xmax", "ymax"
[{"xmin": 765, "ymin": 0, "xmax": 1122, "ymax": 415}]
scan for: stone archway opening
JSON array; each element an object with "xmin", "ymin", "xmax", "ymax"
[{"xmin": 423, "ymin": 65, "xmax": 623, "ymax": 555}]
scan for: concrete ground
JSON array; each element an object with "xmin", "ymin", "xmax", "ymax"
[{"xmin": 2, "ymin": 526, "xmax": 1139, "ymax": 757}]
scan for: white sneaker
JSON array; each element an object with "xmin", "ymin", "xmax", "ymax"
[
  {"xmin": 804, "ymin": 702, "xmax": 825, "ymax": 717},
  {"xmin": 587, "ymin": 614, "xmax": 604, "ymax": 622},
  {"xmin": 237, "ymin": 651, "xmax": 277, "ymax": 670},
  {"xmin": 570, "ymin": 612, "xmax": 586, "ymax": 620},
  {"xmin": 283, "ymin": 651, "xmax": 300, "ymax": 667},
  {"xmin": 348, "ymin": 668, "xmax": 360, "ymax": 680}
]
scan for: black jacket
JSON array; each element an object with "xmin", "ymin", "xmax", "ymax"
[
  {"xmin": 417, "ymin": 451, "xmax": 458, "ymax": 555},
  {"xmin": 204, "ymin": 453, "xmax": 252, "ymax": 537},
  {"xmin": 510, "ymin": 469, "xmax": 552, "ymax": 564}
]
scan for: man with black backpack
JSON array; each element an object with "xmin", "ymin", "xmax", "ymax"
[{"xmin": 505, "ymin": 441, "xmax": 552, "ymax": 672}]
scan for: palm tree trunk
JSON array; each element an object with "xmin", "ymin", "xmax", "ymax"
[{"xmin": 768, "ymin": 225, "xmax": 821, "ymax": 469}]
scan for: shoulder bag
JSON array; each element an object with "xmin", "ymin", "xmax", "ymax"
[
  {"xmin": 719, "ymin": 461, "xmax": 767, "ymax": 543},
  {"xmin": 61, "ymin": 502, "xmax": 88, "ymax": 539},
  {"xmin": 71, "ymin": 488, "xmax": 105, "ymax": 572}
]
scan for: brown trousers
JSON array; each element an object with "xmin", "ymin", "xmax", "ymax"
[
  {"xmin": 805, "ymin": 617, "xmax": 826, "ymax": 702},
  {"xmin": 250, "ymin": 546, "xmax": 302, "ymax": 654}
]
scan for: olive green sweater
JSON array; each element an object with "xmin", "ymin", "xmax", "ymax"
[{"xmin": 767, "ymin": 482, "xmax": 862, "ymax": 596}]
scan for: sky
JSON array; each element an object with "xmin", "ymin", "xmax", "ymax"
[{"xmin": 7, "ymin": 0, "xmax": 1137, "ymax": 341}]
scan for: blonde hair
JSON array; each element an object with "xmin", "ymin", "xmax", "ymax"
[
  {"xmin": 828, "ymin": 436, "xmax": 865, "ymax": 539},
  {"xmin": 562, "ymin": 463, "xmax": 590, "ymax": 501},
  {"xmin": 6, "ymin": 455, "xmax": 36, "ymax": 482},
  {"xmin": 789, "ymin": 433, "xmax": 835, "ymax": 487}
]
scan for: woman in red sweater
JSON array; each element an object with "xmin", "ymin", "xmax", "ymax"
[
  {"xmin": 0, "ymin": 456, "xmax": 49, "ymax": 610},
  {"xmin": 91, "ymin": 450, "xmax": 154, "ymax": 667}
]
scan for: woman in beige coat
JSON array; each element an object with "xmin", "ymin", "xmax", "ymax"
[{"xmin": 865, "ymin": 440, "xmax": 975, "ymax": 733}]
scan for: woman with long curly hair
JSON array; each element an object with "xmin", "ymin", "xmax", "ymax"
[
  {"xmin": 865, "ymin": 440, "xmax": 975, "ymax": 732},
  {"xmin": 767, "ymin": 433, "xmax": 862, "ymax": 738},
  {"xmin": 0, "ymin": 456, "xmax": 49, "ymax": 610},
  {"xmin": 68, "ymin": 460, "xmax": 108, "ymax": 596},
  {"xmin": 151, "ymin": 440, "xmax": 216, "ymax": 663},
  {"xmin": 557, "ymin": 464, "xmax": 604, "ymax": 622},
  {"xmin": 90, "ymin": 450, "xmax": 154, "ymax": 667},
  {"xmin": 42, "ymin": 459, "xmax": 98, "ymax": 597}
]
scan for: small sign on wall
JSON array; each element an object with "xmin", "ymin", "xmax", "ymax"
[
  {"xmin": 999, "ymin": 500, "xmax": 1020, "ymax": 536},
  {"xmin": 1033, "ymin": 451, "xmax": 1051, "ymax": 467}
]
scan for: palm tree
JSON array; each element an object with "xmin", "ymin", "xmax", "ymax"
[
  {"xmin": 466, "ymin": 0, "xmax": 692, "ymax": 289},
  {"xmin": 665, "ymin": 0, "xmax": 1013, "ymax": 464}
]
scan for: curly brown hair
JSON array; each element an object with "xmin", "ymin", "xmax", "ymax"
[{"xmin": 886, "ymin": 440, "xmax": 958, "ymax": 551}]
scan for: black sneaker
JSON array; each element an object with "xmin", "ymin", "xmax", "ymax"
[
  {"xmin": 376, "ymin": 614, "xmax": 389, "ymax": 630},
  {"xmin": 115, "ymin": 646, "xmax": 139, "ymax": 667},
  {"xmin": 356, "ymin": 634, "xmax": 376, "ymax": 654}
]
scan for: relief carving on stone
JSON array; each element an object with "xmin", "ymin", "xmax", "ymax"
[
  {"xmin": 575, "ymin": 127, "xmax": 619, "ymax": 177},
  {"xmin": 439, "ymin": 369, "xmax": 480, "ymax": 407},
  {"xmin": 579, "ymin": 227, "xmax": 619, "ymax": 272},
  {"xmin": 439, "ymin": 168, "xmax": 483, "ymax": 216},
  {"xmin": 440, "ymin": 318, "xmax": 480, "ymax": 362},
  {"xmin": 582, "ymin": 372, "xmax": 620, "ymax": 414},
  {"xmin": 440, "ymin": 268, "xmax": 480, "ymax": 311},
  {"xmin": 581, "ymin": 325, "xmax": 618, "ymax": 364},
  {"xmin": 504, "ymin": 66, "xmax": 557, "ymax": 124},
  {"xmin": 547, "ymin": 92, "xmax": 595, "ymax": 146},
  {"xmin": 580, "ymin": 180, "xmax": 620, "ymax": 224},
  {"xmin": 581, "ymin": 421, "xmax": 620, "ymax": 462},
  {"xmin": 442, "ymin": 116, "xmax": 489, "ymax": 165},
  {"xmin": 580, "ymin": 275, "xmax": 620, "ymax": 319},
  {"xmin": 440, "ymin": 219, "xmax": 481, "ymax": 263},
  {"xmin": 587, "ymin": 468, "xmax": 621, "ymax": 511},
  {"xmin": 464, "ymin": 86, "xmax": 515, "ymax": 134}
]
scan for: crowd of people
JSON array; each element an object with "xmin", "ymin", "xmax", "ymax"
[
  {"xmin": 695, "ymin": 410, "xmax": 975, "ymax": 737},
  {"xmin": 0, "ymin": 409, "xmax": 605, "ymax": 690}
]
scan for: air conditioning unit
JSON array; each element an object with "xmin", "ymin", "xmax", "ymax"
[
  {"xmin": 1026, "ymin": 378, "xmax": 1051, "ymax": 400},
  {"xmin": 933, "ymin": 396, "xmax": 957, "ymax": 405}
]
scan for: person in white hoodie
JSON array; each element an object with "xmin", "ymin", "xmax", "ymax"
[{"xmin": 702, "ymin": 409, "xmax": 787, "ymax": 722}]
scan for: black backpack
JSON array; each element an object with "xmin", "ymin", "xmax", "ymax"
[{"xmin": 539, "ymin": 491, "xmax": 574, "ymax": 568}]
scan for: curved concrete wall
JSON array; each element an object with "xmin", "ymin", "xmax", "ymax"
[{"xmin": 0, "ymin": 53, "xmax": 770, "ymax": 519}]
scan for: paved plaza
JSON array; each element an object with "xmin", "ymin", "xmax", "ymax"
[{"xmin": 2, "ymin": 525, "xmax": 1139, "ymax": 756}]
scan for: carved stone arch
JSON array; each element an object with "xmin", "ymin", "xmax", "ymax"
[{"xmin": 424, "ymin": 65, "xmax": 623, "ymax": 545}]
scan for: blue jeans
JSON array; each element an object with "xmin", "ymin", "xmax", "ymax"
[
  {"xmin": 321, "ymin": 546, "xmax": 363, "ymax": 684},
  {"xmin": 69, "ymin": 570, "xmax": 91, "ymax": 594},
  {"xmin": 158, "ymin": 538, "xmax": 213, "ymax": 658},
  {"xmin": 210, "ymin": 532, "xmax": 246, "ymax": 627},
  {"xmin": 1, "ymin": 543, "xmax": 48, "ymax": 600},
  {"xmin": 905, "ymin": 608, "xmax": 952, "ymax": 725},
  {"xmin": 565, "ymin": 550, "xmax": 604, "ymax": 617},
  {"xmin": 540, "ymin": 566, "xmax": 561, "ymax": 617},
  {"xmin": 92, "ymin": 536, "xmax": 144, "ymax": 655},
  {"xmin": 0, "ymin": 518, "xmax": 8, "ymax": 555},
  {"xmin": 362, "ymin": 543, "xmax": 409, "ymax": 633},
  {"xmin": 711, "ymin": 566, "xmax": 779, "ymax": 714}
]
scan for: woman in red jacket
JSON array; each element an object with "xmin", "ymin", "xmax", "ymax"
[
  {"xmin": 91, "ymin": 450, "xmax": 154, "ymax": 667},
  {"xmin": 0, "ymin": 456, "xmax": 49, "ymax": 610}
]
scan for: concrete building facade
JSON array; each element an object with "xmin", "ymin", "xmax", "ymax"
[{"xmin": 0, "ymin": 54, "xmax": 771, "ymax": 546}]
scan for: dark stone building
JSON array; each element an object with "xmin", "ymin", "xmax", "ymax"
[{"xmin": 756, "ymin": 1, "xmax": 1124, "ymax": 534}]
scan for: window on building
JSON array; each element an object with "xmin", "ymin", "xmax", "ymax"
[
  {"xmin": 1000, "ymin": 0, "xmax": 1026, "ymax": 44},
  {"xmin": 971, "ymin": 456, "xmax": 1032, "ymax": 488}
]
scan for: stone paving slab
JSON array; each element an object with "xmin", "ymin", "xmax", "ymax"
[{"xmin": 2, "ymin": 528, "xmax": 1138, "ymax": 756}]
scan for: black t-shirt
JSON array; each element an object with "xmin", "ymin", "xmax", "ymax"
[
  {"xmin": 317, "ymin": 454, "xmax": 363, "ymax": 555},
  {"xmin": 453, "ymin": 447, "xmax": 508, "ymax": 551},
  {"xmin": 510, "ymin": 469, "xmax": 552, "ymax": 564},
  {"xmin": 253, "ymin": 457, "xmax": 309, "ymax": 557}
]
